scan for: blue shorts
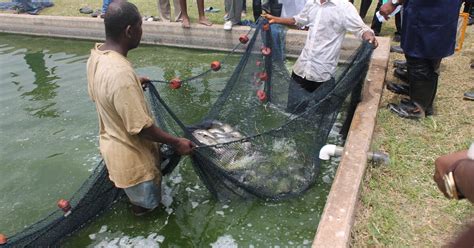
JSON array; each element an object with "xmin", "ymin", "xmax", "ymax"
[{"xmin": 124, "ymin": 178, "xmax": 161, "ymax": 210}]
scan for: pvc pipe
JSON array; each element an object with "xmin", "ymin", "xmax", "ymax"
[
  {"xmin": 319, "ymin": 144, "xmax": 344, "ymax": 160},
  {"xmin": 367, "ymin": 151, "xmax": 390, "ymax": 165}
]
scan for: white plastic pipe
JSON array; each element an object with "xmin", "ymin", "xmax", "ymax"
[{"xmin": 319, "ymin": 144, "xmax": 344, "ymax": 160}]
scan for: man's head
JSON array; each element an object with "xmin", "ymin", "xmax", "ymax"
[{"xmin": 104, "ymin": 1, "xmax": 142, "ymax": 50}]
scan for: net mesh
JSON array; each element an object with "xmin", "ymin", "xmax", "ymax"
[{"xmin": 2, "ymin": 19, "xmax": 374, "ymax": 247}]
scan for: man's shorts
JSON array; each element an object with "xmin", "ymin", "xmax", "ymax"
[{"xmin": 124, "ymin": 178, "xmax": 161, "ymax": 210}]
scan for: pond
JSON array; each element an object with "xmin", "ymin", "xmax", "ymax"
[{"xmin": 0, "ymin": 33, "xmax": 342, "ymax": 247}]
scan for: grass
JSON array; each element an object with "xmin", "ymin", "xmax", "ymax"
[
  {"xmin": 351, "ymin": 2, "xmax": 474, "ymax": 246},
  {"xmin": 2, "ymin": 0, "xmax": 474, "ymax": 246}
]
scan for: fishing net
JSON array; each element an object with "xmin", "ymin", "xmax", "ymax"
[{"xmin": 2, "ymin": 19, "xmax": 374, "ymax": 247}]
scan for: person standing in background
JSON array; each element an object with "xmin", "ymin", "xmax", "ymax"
[
  {"xmin": 99, "ymin": 0, "xmax": 112, "ymax": 18},
  {"xmin": 158, "ymin": 0, "xmax": 182, "ymax": 22},
  {"xmin": 179, "ymin": 0, "xmax": 212, "ymax": 28},
  {"xmin": 223, "ymin": 0, "xmax": 244, "ymax": 30},
  {"xmin": 381, "ymin": 0, "xmax": 463, "ymax": 119}
]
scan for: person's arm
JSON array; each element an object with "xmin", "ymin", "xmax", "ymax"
[
  {"xmin": 379, "ymin": 0, "xmax": 405, "ymax": 20},
  {"xmin": 261, "ymin": 13, "xmax": 296, "ymax": 25},
  {"xmin": 263, "ymin": 1, "xmax": 311, "ymax": 27},
  {"xmin": 452, "ymin": 159, "xmax": 474, "ymax": 202},
  {"xmin": 344, "ymin": 3, "xmax": 378, "ymax": 48},
  {"xmin": 433, "ymin": 145, "xmax": 474, "ymax": 202},
  {"xmin": 113, "ymin": 73, "xmax": 194, "ymax": 155},
  {"xmin": 139, "ymin": 125, "xmax": 194, "ymax": 155}
]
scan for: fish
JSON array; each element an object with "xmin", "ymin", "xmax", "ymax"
[
  {"xmin": 208, "ymin": 128, "xmax": 226, "ymax": 135},
  {"xmin": 229, "ymin": 131, "xmax": 243, "ymax": 139},
  {"xmin": 192, "ymin": 129, "xmax": 218, "ymax": 145},
  {"xmin": 220, "ymin": 124, "xmax": 234, "ymax": 133}
]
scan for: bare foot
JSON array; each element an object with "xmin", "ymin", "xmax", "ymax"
[
  {"xmin": 182, "ymin": 17, "xmax": 190, "ymax": 28},
  {"xmin": 198, "ymin": 17, "xmax": 212, "ymax": 26}
]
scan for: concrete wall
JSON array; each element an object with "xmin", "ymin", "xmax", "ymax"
[
  {"xmin": 312, "ymin": 37, "xmax": 390, "ymax": 248},
  {"xmin": 0, "ymin": 13, "xmax": 359, "ymax": 59}
]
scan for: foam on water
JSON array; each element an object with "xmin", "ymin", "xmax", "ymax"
[{"xmin": 210, "ymin": 235, "xmax": 238, "ymax": 248}]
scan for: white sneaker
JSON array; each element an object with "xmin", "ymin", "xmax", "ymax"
[{"xmin": 223, "ymin": 21, "xmax": 233, "ymax": 31}]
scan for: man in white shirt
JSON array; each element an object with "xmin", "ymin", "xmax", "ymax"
[
  {"xmin": 280, "ymin": 0, "xmax": 307, "ymax": 18},
  {"xmin": 263, "ymin": 0, "xmax": 377, "ymax": 94}
]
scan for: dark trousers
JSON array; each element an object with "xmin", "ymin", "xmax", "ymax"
[
  {"xmin": 287, "ymin": 72, "xmax": 333, "ymax": 113},
  {"xmin": 359, "ymin": 0, "xmax": 373, "ymax": 19},
  {"xmin": 291, "ymin": 72, "xmax": 324, "ymax": 92},
  {"xmin": 252, "ymin": 0, "xmax": 282, "ymax": 21},
  {"xmin": 371, "ymin": 0, "xmax": 401, "ymax": 35},
  {"xmin": 406, "ymin": 55, "xmax": 442, "ymax": 111}
]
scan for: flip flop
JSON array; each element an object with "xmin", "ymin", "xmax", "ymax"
[
  {"xmin": 79, "ymin": 6, "xmax": 93, "ymax": 14},
  {"xmin": 204, "ymin": 7, "xmax": 220, "ymax": 13}
]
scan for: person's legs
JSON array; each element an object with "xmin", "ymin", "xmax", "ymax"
[
  {"xmin": 158, "ymin": 0, "xmax": 171, "ymax": 21},
  {"xmin": 370, "ymin": 0, "xmax": 383, "ymax": 35},
  {"xmin": 253, "ymin": 0, "xmax": 262, "ymax": 22},
  {"xmin": 173, "ymin": 0, "xmax": 182, "ymax": 22},
  {"xmin": 124, "ymin": 177, "xmax": 162, "ymax": 216},
  {"xmin": 393, "ymin": 11, "xmax": 402, "ymax": 41},
  {"xmin": 407, "ymin": 55, "xmax": 441, "ymax": 112},
  {"xmin": 102, "ymin": 0, "xmax": 112, "ymax": 14},
  {"xmin": 226, "ymin": 0, "xmax": 243, "ymax": 24},
  {"xmin": 197, "ymin": 0, "xmax": 212, "ymax": 26},
  {"xmin": 359, "ymin": 0, "xmax": 373, "ymax": 19},
  {"xmin": 179, "ymin": 0, "xmax": 190, "ymax": 28}
]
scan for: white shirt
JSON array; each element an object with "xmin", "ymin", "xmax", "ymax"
[
  {"xmin": 292, "ymin": 0, "xmax": 373, "ymax": 82},
  {"xmin": 280, "ymin": 0, "xmax": 308, "ymax": 18}
]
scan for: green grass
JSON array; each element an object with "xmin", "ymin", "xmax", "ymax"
[
  {"xmin": 351, "ymin": 1, "xmax": 474, "ymax": 245},
  {"xmin": 2, "ymin": 0, "xmax": 473, "ymax": 246}
]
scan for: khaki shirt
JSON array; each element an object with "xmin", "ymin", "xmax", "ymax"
[{"xmin": 86, "ymin": 43, "xmax": 160, "ymax": 188}]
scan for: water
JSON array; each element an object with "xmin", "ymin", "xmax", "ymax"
[{"xmin": 0, "ymin": 33, "xmax": 342, "ymax": 247}]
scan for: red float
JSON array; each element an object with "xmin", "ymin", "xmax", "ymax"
[
  {"xmin": 57, "ymin": 199, "xmax": 71, "ymax": 212},
  {"xmin": 239, "ymin": 34, "xmax": 249, "ymax": 44},
  {"xmin": 261, "ymin": 47, "xmax": 272, "ymax": 56},
  {"xmin": 257, "ymin": 90, "xmax": 267, "ymax": 102},
  {"xmin": 0, "ymin": 234, "xmax": 7, "ymax": 245},
  {"xmin": 57, "ymin": 199, "xmax": 72, "ymax": 217},
  {"xmin": 262, "ymin": 23, "xmax": 270, "ymax": 31},
  {"xmin": 256, "ymin": 60, "xmax": 262, "ymax": 67},
  {"xmin": 258, "ymin": 72, "xmax": 268, "ymax": 81},
  {"xmin": 169, "ymin": 78, "xmax": 182, "ymax": 89},
  {"xmin": 211, "ymin": 61, "xmax": 221, "ymax": 71}
]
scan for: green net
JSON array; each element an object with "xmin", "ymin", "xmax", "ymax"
[{"xmin": 2, "ymin": 19, "xmax": 374, "ymax": 247}]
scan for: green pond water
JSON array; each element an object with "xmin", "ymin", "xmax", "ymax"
[{"xmin": 0, "ymin": 33, "xmax": 343, "ymax": 247}]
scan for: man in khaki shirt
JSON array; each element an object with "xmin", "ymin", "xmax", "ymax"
[{"xmin": 87, "ymin": 1, "xmax": 194, "ymax": 216}]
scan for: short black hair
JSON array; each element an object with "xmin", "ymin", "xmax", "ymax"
[{"xmin": 104, "ymin": 1, "xmax": 141, "ymax": 40}]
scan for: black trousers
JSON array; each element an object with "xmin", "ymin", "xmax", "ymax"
[
  {"xmin": 287, "ymin": 72, "xmax": 334, "ymax": 113},
  {"xmin": 406, "ymin": 55, "xmax": 442, "ymax": 111},
  {"xmin": 291, "ymin": 72, "xmax": 324, "ymax": 93},
  {"xmin": 252, "ymin": 0, "xmax": 282, "ymax": 21},
  {"xmin": 359, "ymin": 0, "xmax": 373, "ymax": 19},
  {"xmin": 371, "ymin": 0, "xmax": 402, "ymax": 35}
]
